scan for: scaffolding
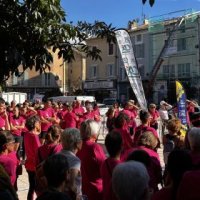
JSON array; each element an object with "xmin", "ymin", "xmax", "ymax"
[{"xmin": 146, "ymin": 9, "xmax": 200, "ymax": 100}]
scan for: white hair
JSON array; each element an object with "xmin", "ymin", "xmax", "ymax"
[
  {"xmin": 188, "ymin": 127, "xmax": 200, "ymax": 150},
  {"xmin": 80, "ymin": 120, "xmax": 100, "ymax": 140},
  {"xmin": 112, "ymin": 161, "xmax": 149, "ymax": 200}
]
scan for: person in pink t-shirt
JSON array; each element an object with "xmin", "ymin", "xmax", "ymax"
[
  {"xmin": 3, "ymin": 130, "xmax": 21, "ymax": 191},
  {"xmin": 9, "ymin": 106, "xmax": 25, "ymax": 158},
  {"xmin": 148, "ymin": 103, "xmax": 160, "ymax": 130},
  {"xmin": 36, "ymin": 125, "xmax": 62, "ymax": 165},
  {"xmin": 0, "ymin": 98, "xmax": 10, "ymax": 130},
  {"xmin": 63, "ymin": 104, "xmax": 79, "ymax": 128},
  {"xmin": 73, "ymin": 100, "xmax": 85, "ymax": 128},
  {"xmin": 122, "ymin": 131, "xmax": 162, "ymax": 192},
  {"xmin": 101, "ymin": 130, "xmax": 122, "ymax": 200},
  {"xmin": 58, "ymin": 103, "xmax": 68, "ymax": 129},
  {"xmin": 83, "ymin": 104, "xmax": 95, "ymax": 121},
  {"xmin": 77, "ymin": 120, "xmax": 106, "ymax": 200},
  {"xmin": 93, "ymin": 103, "xmax": 101, "ymax": 122},
  {"xmin": 24, "ymin": 115, "xmax": 41, "ymax": 200},
  {"xmin": 0, "ymin": 132, "xmax": 16, "ymax": 186},
  {"xmin": 134, "ymin": 110, "xmax": 159, "ymax": 147},
  {"xmin": 38, "ymin": 100, "xmax": 55, "ymax": 144},
  {"xmin": 114, "ymin": 113, "xmax": 133, "ymax": 152}
]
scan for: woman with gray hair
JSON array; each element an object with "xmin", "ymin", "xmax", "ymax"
[
  {"xmin": 77, "ymin": 120, "xmax": 106, "ymax": 200},
  {"xmin": 60, "ymin": 128, "xmax": 82, "ymax": 200},
  {"xmin": 188, "ymin": 127, "xmax": 200, "ymax": 168},
  {"xmin": 112, "ymin": 161, "xmax": 150, "ymax": 200}
]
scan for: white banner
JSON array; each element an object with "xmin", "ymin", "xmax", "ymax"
[{"xmin": 115, "ymin": 30, "xmax": 147, "ymax": 110}]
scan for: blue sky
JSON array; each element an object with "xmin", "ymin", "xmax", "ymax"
[{"xmin": 61, "ymin": 0, "xmax": 200, "ymax": 28}]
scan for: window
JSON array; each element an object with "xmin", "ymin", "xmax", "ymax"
[
  {"xmin": 136, "ymin": 34, "xmax": 142, "ymax": 43},
  {"xmin": 178, "ymin": 63, "xmax": 190, "ymax": 77},
  {"xmin": 177, "ymin": 38, "xmax": 186, "ymax": 51},
  {"xmin": 89, "ymin": 66, "xmax": 97, "ymax": 78},
  {"xmin": 180, "ymin": 25, "xmax": 185, "ymax": 33},
  {"xmin": 135, "ymin": 44, "xmax": 144, "ymax": 58},
  {"xmin": 107, "ymin": 64, "xmax": 115, "ymax": 77},
  {"xmin": 163, "ymin": 65, "xmax": 175, "ymax": 78},
  {"xmin": 108, "ymin": 43, "xmax": 114, "ymax": 55},
  {"xmin": 45, "ymin": 73, "xmax": 51, "ymax": 86},
  {"xmin": 166, "ymin": 28, "xmax": 171, "ymax": 36},
  {"xmin": 120, "ymin": 67, "xmax": 127, "ymax": 81}
]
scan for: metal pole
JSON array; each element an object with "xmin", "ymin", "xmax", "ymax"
[{"xmin": 63, "ymin": 61, "xmax": 66, "ymax": 96}]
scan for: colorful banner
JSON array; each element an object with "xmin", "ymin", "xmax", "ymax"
[
  {"xmin": 115, "ymin": 29, "xmax": 147, "ymax": 110},
  {"xmin": 176, "ymin": 81, "xmax": 187, "ymax": 125}
]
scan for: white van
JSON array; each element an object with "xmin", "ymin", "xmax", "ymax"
[{"xmin": 48, "ymin": 96, "xmax": 95, "ymax": 104}]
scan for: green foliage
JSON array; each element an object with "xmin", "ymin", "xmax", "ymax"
[{"xmin": 0, "ymin": 0, "xmax": 116, "ymax": 84}]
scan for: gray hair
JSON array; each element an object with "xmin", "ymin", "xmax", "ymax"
[
  {"xmin": 112, "ymin": 161, "xmax": 149, "ymax": 200},
  {"xmin": 188, "ymin": 127, "xmax": 200, "ymax": 150},
  {"xmin": 61, "ymin": 128, "xmax": 81, "ymax": 151},
  {"xmin": 80, "ymin": 120, "xmax": 100, "ymax": 140}
]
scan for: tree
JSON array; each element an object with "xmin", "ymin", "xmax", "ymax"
[
  {"xmin": 142, "ymin": 0, "xmax": 155, "ymax": 7},
  {"xmin": 0, "ymin": 0, "xmax": 116, "ymax": 84}
]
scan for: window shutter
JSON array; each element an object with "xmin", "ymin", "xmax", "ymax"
[{"xmin": 13, "ymin": 75, "xmax": 18, "ymax": 85}]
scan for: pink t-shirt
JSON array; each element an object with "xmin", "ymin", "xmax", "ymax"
[
  {"xmin": 133, "ymin": 124, "xmax": 158, "ymax": 144},
  {"xmin": 0, "ymin": 112, "xmax": 8, "ymax": 129},
  {"xmin": 0, "ymin": 154, "xmax": 16, "ymax": 185},
  {"xmin": 24, "ymin": 131, "xmax": 41, "ymax": 171},
  {"xmin": 114, "ymin": 127, "xmax": 133, "ymax": 151},
  {"xmin": 77, "ymin": 139, "xmax": 106, "ymax": 200},
  {"xmin": 152, "ymin": 187, "xmax": 172, "ymax": 200},
  {"xmin": 63, "ymin": 111, "xmax": 78, "ymax": 128},
  {"xmin": 177, "ymin": 170, "xmax": 200, "ymax": 200},
  {"xmin": 101, "ymin": 158, "xmax": 121, "ymax": 200},
  {"xmin": 149, "ymin": 110, "xmax": 160, "ymax": 126},
  {"xmin": 189, "ymin": 151, "xmax": 200, "ymax": 168},
  {"xmin": 9, "ymin": 116, "xmax": 25, "ymax": 136},
  {"xmin": 38, "ymin": 108, "xmax": 54, "ymax": 132},
  {"xmin": 73, "ymin": 106, "xmax": 85, "ymax": 116},
  {"xmin": 121, "ymin": 146, "xmax": 162, "ymax": 191},
  {"xmin": 37, "ymin": 143, "xmax": 62, "ymax": 164},
  {"xmin": 83, "ymin": 111, "xmax": 95, "ymax": 121},
  {"xmin": 7, "ymin": 151, "xmax": 20, "ymax": 167}
]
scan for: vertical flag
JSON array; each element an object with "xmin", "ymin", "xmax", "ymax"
[
  {"xmin": 176, "ymin": 81, "xmax": 187, "ymax": 126},
  {"xmin": 115, "ymin": 30, "xmax": 147, "ymax": 110}
]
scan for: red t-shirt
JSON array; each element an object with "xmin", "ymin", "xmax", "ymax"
[
  {"xmin": 0, "ymin": 154, "xmax": 16, "ymax": 185},
  {"xmin": 63, "ymin": 111, "xmax": 79, "ymax": 128},
  {"xmin": 24, "ymin": 131, "xmax": 41, "ymax": 171},
  {"xmin": 77, "ymin": 139, "xmax": 106, "ymax": 200},
  {"xmin": 101, "ymin": 158, "xmax": 121, "ymax": 200}
]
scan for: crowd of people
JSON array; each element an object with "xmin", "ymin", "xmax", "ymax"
[{"xmin": 0, "ymin": 97, "xmax": 200, "ymax": 200}]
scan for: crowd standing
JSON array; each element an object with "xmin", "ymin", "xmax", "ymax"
[{"xmin": 0, "ymin": 97, "xmax": 200, "ymax": 200}]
